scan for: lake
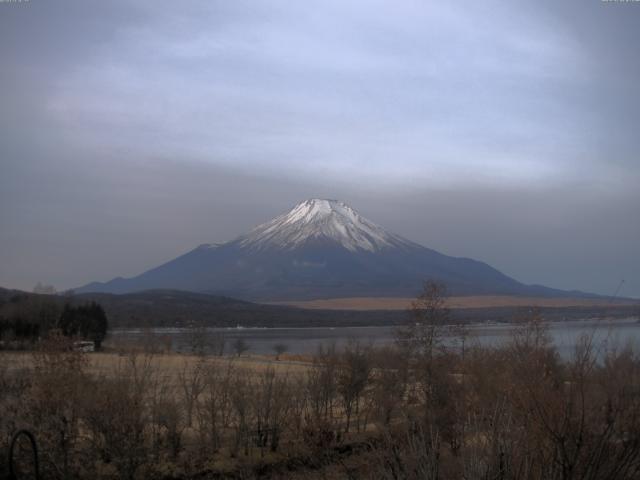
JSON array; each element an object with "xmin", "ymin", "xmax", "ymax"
[{"xmin": 109, "ymin": 317, "xmax": 640, "ymax": 359}]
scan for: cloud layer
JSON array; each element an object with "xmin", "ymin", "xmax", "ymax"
[{"xmin": 1, "ymin": 0, "xmax": 638, "ymax": 297}]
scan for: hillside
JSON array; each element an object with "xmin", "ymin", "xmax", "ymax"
[{"xmin": 2, "ymin": 287, "xmax": 636, "ymax": 330}]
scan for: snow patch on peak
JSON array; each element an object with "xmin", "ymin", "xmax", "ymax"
[
  {"xmin": 236, "ymin": 199, "xmax": 415, "ymax": 252},
  {"xmin": 281, "ymin": 199, "xmax": 360, "ymax": 226},
  {"xmin": 197, "ymin": 243, "xmax": 222, "ymax": 250}
]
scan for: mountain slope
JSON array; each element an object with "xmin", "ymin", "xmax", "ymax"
[{"xmin": 78, "ymin": 199, "xmax": 587, "ymax": 301}]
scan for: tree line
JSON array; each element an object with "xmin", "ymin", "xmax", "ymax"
[{"xmin": 0, "ymin": 294, "xmax": 108, "ymax": 349}]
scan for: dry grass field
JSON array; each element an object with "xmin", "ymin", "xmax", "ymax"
[
  {"xmin": 272, "ymin": 295, "xmax": 637, "ymax": 310},
  {"xmin": 0, "ymin": 350, "xmax": 312, "ymax": 380},
  {"xmin": 5, "ymin": 314, "xmax": 640, "ymax": 479}
]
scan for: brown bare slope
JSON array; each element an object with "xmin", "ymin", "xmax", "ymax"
[{"xmin": 272, "ymin": 295, "xmax": 639, "ymax": 311}]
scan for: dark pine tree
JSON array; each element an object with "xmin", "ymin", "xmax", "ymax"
[{"xmin": 57, "ymin": 302, "xmax": 109, "ymax": 350}]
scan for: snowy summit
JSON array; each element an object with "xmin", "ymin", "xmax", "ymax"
[
  {"xmin": 78, "ymin": 198, "xmax": 570, "ymax": 300},
  {"xmin": 237, "ymin": 199, "xmax": 413, "ymax": 252}
]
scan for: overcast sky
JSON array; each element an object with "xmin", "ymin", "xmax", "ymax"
[{"xmin": 1, "ymin": 0, "xmax": 639, "ymax": 298}]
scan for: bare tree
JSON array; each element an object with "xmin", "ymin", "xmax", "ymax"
[
  {"xmin": 154, "ymin": 397, "xmax": 185, "ymax": 460},
  {"xmin": 177, "ymin": 358, "xmax": 205, "ymax": 427},
  {"xmin": 370, "ymin": 346, "xmax": 410, "ymax": 426},
  {"xmin": 230, "ymin": 372, "xmax": 253, "ymax": 457},
  {"xmin": 27, "ymin": 331, "xmax": 88, "ymax": 479},
  {"xmin": 252, "ymin": 367, "xmax": 292, "ymax": 454},
  {"xmin": 82, "ymin": 353, "xmax": 155, "ymax": 480},
  {"xmin": 211, "ymin": 331, "xmax": 226, "ymax": 356},
  {"xmin": 369, "ymin": 425, "xmax": 441, "ymax": 480},
  {"xmin": 273, "ymin": 343, "xmax": 288, "ymax": 360},
  {"xmin": 185, "ymin": 321, "xmax": 211, "ymax": 355},
  {"xmin": 306, "ymin": 344, "xmax": 339, "ymax": 423},
  {"xmin": 196, "ymin": 360, "xmax": 235, "ymax": 454},
  {"xmin": 397, "ymin": 280, "xmax": 450, "ymax": 360},
  {"xmin": 9, "ymin": 297, "xmax": 640, "ymax": 479},
  {"xmin": 337, "ymin": 340, "xmax": 372, "ymax": 433},
  {"xmin": 288, "ymin": 375, "xmax": 309, "ymax": 439},
  {"xmin": 232, "ymin": 338, "xmax": 250, "ymax": 357}
]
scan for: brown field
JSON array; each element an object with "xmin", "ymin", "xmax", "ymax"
[
  {"xmin": 5, "ymin": 318, "xmax": 640, "ymax": 479},
  {"xmin": 271, "ymin": 295, "xmax": 638, "ymax": 310},
  {"xmin": 1, "ymin": 350, "xmax": 311, "ymax": 379}
]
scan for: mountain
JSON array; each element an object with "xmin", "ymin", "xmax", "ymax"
[{"xmin": 77, "ymin": 198, "xmax": 589, "ymax": 301}]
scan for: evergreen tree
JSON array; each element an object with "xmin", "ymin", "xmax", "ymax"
[{"xmin": 57, "ymin": 302, "xmax": 109, "ymax": 349}]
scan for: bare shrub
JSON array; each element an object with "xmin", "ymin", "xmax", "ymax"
[
  {"xmin": 369, "ymin": 425, "xmax": 441, "ymax": 480},
  {"xmin": 185, "ymin": 322, "xmax": 225, "ymax": 356},
  {"xmin": 196, "ymin": 360, "xmax": 235, "ymax": 454},
  {"xmin": 370, "ymin": 346, "xmax": 411, "ymax": 426},
  {"xmin": 288, "ymin": 375, "xmax": 309, "ymax": 440},
  {"xmin": 154, "ymin": 397, "xmax": 185, "ymax": 460},
  {"xmin": 5, "ymin": 295, "xmax": 640, "ymax": 479},
  {"xmin": 233, "ymin": 338, "xmax": 250, "ymax": 357},
  {"xmin": 178, "ymin": 358, "xmax": 205, "ymax": 428},
  {"xmin": 398, "ymin": 280, "xmax": 450, "ymax": 359},
  {"xmin": 306, "ymin": 344, "xmax": 339, "ymax": 425},
  {"xmin": 337, "ymin": 340, "xmax": 372, "ymax": 433},
  {"xmin": 230, "ymin": 371, "xmax": 254, "ymax": 457},
  {"xmin": 273, "ymin": 343, "xmax": 288, "ymax": 360},
  {"xmin": 26, "ymin": 331, "xmax": 89, "ymax": 479},
  {"xmin": 251, "ymin": 367, "xmax": 292, "ymax": 453},
  {"xmin": 82, "ymin": 353, "xmax": 154, "ymax": 480},
  {"xmin": 0, "ymin": 361, "xmax": 32, "ymax": 471}
]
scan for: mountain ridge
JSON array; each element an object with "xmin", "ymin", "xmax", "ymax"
[
  {"xmin": 4, "ymin": 286, "xmax": 635, "ymax": 329},
  {"xmin": 77, "ymin": 199, "xmax": 599, "ymax": 301}
]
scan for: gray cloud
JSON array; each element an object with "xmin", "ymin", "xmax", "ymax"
[{"xmin": 1, "ymin": 0, "xmax": 638, "ymax": 297}]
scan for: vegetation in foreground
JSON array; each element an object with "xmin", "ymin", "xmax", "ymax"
[{"xmin": 2, "ymin": 282, "xmax": 640, "ymax": 479}]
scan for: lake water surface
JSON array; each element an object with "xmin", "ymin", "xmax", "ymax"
[{"xmin": 110, "ymin": 317, "xmax": 640, "ymax": 359}]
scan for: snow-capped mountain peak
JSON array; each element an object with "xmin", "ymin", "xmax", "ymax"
[
  {"xmin": 236, "ymin": 199, "xmax": 413, "ymax": 252},
  {"xmin": 77, "ymin": 198, "xmax": 561, "ymax": 300}
]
